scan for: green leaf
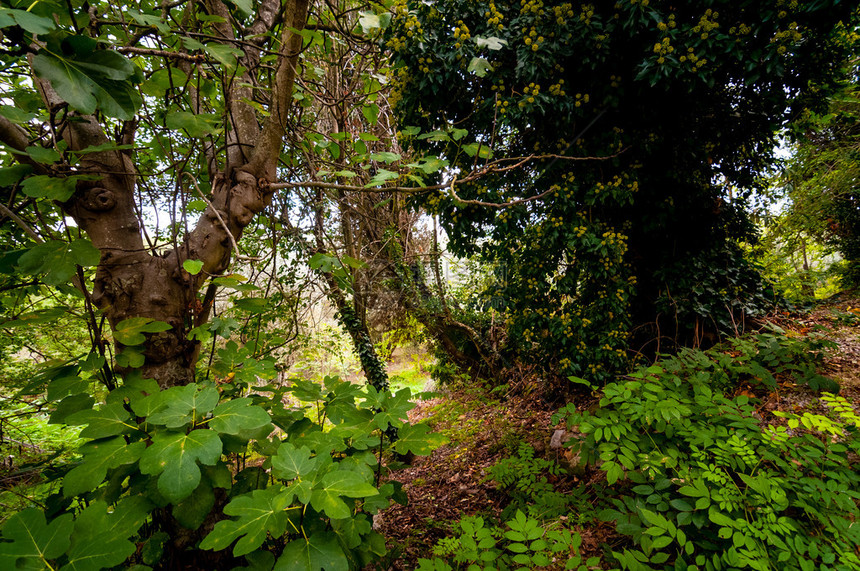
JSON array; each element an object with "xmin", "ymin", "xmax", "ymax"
[
  {"xmin": 272, "ymin": 443, "xmax": 317, "ymax": 480},
  {"xmin": 233, "ymin": 297, "xmax": 269, "ymax": 314},
  {"xmin": 0, "ymin": 164, "xmax": 32, "ymax": 186},
  {"xmin": 204, "ymin": 43, "xmax": 243, "ymax": 69},
  {"xmin": 47, "ymin": 373, "xmax": 88, "ymax": 401},
  {"xmin": 50, "ymin": 393, "xmax": 95, "ymax": 425},
  {"xmin": 467, "ymin": 57, "xmax": 492, "ymax": 77},
  {"xmin": 62, "ymin": 498, "xmax": 150, "ymax": 570},
  {"xmin": 2, "ymin": 307, "xmax": 68, "ymax": 328},
  {"xmin": 310, "ymin": 470, "xmax": 378, "ymax": 520},
  {"xmin": 210, "ymin": 398, "xmax": 270, "ymax": 435},
  {"xmin": 227, "ymin": 0, "xmax": 253, "ymax": 15},
  {"xmin": 73, "ymin": 142, "xmax": 137, "ymax": 155},
  {"xmin": 361, "ymin": 103, "xmax": 379, "ymax": 125},
  {"xmin": 183, "ymin": 259, "xmax": 204, "ymax": 275},
  {"xmin": 113, "ymin": 318, "xmax": 172, "ymax": 345},
  {"xmin": 147, "ymin": 384, "xmax": 219, "ymax": 428},
  {"xmin": 275, "ymin": 532, "xmax": 348, "ymax": 571},
  {"xmin": 66, "ymin": 402, "xmax": 135, "ymax": 439},
  {"xmin": 24, "ymin": 146, "xmax": 61, "ymax": 164},
  {"xmin": 412, "ymin": 157, "xmax": 448, "ymax": 174},
  {"xmin": 393, "ymin": 423, "xmax": 447, "ymax": 456},
  {"xmin": 172, "ymin": 480, "xmax": 216, "ymax": 530},
  {"xmin": 21, "ymin": 175, "xmax": 77, "ymax": 201},
  {"xmin": 369, "ymin": 151, "xmax": 401, "ymax": 164},
  {"xmin": 64, "ymin": 438, "xmax": 145, "ymax": 497},
  {"xmin": 139, "ymin": 430, "xmax": 222, "ymax": 503},
  {"xmin": 201, "ymin": 486, "xmax": 294, "ymax": 556},
  {"xmin": 474, "ymin": 36, "xmax": 508, "ymax": 50},
  {"xmin": 17, "ymin": 239, "xmax": 100, "ymax": 285},
  {"xmin": 364, "ymin": 169, "xmax": 399, "ymax": 187},
  {"xmin": 0, "ymin": 509, "xmax": 73, "ymax": 568},
  {"xmin": 9, "ymin": 9, "xmax": 55, "ymax": 34},
  {"xmin": 358, "ymin": 12, "xmax": 381, "ymax": 32},
  {"xmin": 32, "ymin": 51, "xmax": 140, "ymax": 120},
  {"xmin": 462, "ymin": 142, "xmax": 493, "ymax": 159},
  {"xmin": 165, "ymin": 111, "xmax": 221, "ymax": 138}
]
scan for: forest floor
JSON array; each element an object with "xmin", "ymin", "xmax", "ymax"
[{"xmin": 371, "ymin": 290, "xmax": 860, "ymax": 570}]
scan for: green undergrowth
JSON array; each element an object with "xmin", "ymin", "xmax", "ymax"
[
  {"xmin": 556, "ymin": 329, "xmax": 859, "ymax": 571},
  {"xmin": 421, "ymin": 327, "xmax": 859, "ymax": 571}
]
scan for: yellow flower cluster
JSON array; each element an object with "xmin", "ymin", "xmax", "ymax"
[
  {"xmin": 656, "ymin": 14, "xmax": 676, "ymax": 31},
  {"xmin": 417, "ymin": 56, "xmax": 432, "ymax": 74},
  {"xmin": 692, "ymin": 9, "xmax": 719, "ymax": 40},
  {"xmin": 573, "ymin": 225, "xmax": 588, "ymax": 237},
  {"xmin": 729, "ymin": 23, "xmax": 752, "ymax": 36},
  {"xmin": 524, "ymin": 27, "xmax": 545, "ymax": 51},
  {"xmin": 519, "ymin": 0, "xmax": 545, "ymax": 17},
  {"xmin": 403, "ymin": 14, "xmax": 423, "ymax": 38},
  {"xmin": 453, "ymin": 20, "xmax": 470, "ymax": 49},
  {"xmin": 386, "ymin": 35, "xmax": 407, "ymax": 52},
  {"xmin": 579, "ymin": 4, "xmax": 595, "ymax": 25},
  {"xmin": 548, "ymin": 80, "xmax": 566, "ymax": 96},
  {"xmin": 547, "ymin": 216, "xmax": 564, "ymax": 228},
  {"xmin": 652, "ymin": 36, "xmax": 674, "ymax": 64},
  {"xmin": 680, "ymin": 47, "xmax": 707, "ymax": 70},
  {"xmin": 574, "ymin": 92, "xmax": 589, "ymax": 107},
  {"xmin": 771, "ymin": 22, "xmax": 802, "ymax": 49},
  {"xmin": 552, "ymin": 3, "xmax": 575, "ymax": 26},
  {"xmin": 484, "ymin": 2, "xmax": 505, "ymax": 31}
]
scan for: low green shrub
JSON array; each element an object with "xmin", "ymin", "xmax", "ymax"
[
  {"xmin": 555, "ymin": 337, "xmax": 860, "ymax": 571},
  {"xmin": 0, "ymin": 359, "xmax": 445, "ymax": 570},
  {"xmin": 485, "ymin": 443, "xmax": 577, "ymax": 519},
  {"xmin": 417, "ymin": 510, "xmax": 601, "ymax": 571}
]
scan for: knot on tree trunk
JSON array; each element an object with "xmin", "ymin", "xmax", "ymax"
[{"xmin": 81, "ymin": 187, "xmax": 117, "ymax": 211}]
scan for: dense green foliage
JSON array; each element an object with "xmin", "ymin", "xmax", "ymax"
[
  {"xmin": 769, "ymin": 80, "xmax": 860, "ymax": 291},
  {"xmin": 417, "ymin": 511, "xmax": 599, "ymax": 571},
  {"xmin": 387, "ymin": 0, "xmax": 857, "ymax": 382},
  {"xmin": 0, "ymin": 0, "xmax": 858, "ymax": 568},
  {"xmin": 0, "ymin": 350, "xmax": 444, "ymax": 569},
  {"xmin": 555, "ymin": 333, "xmax": 859, "ymax": 570}
]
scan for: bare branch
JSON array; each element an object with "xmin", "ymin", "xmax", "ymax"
[
  {"xmin": 247, "ymin": 0, "xmax": 310, "ymax": 179},
  {"xmin": 116, "ymin": 46, "xmax": 206, "ymax": 62},
  {"xmin": 0, "ymin": 203, "xmax": 43, "ymax": 243},
  {"xmin": 266, "ymin": 148, "xmax": 628, "ymax": 207}
]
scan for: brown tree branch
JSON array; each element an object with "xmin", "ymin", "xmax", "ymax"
[{"xmin": 246, "ymin": 0, "xmax": 310, "ymax": 179}]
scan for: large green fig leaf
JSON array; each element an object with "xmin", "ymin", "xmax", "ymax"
[
  {"xmin": 147, "ymin": 383, "xmax": 219, "ymax": 428},
  {"xmin": 309, "ymin": 470, "xmax": 377, "ymax": 520},
  {"xmin": 0, "ymin": 509, "xmax": 73, "ymax": 569},
  {"xmin": 64, "ymin": 437, "xmax": 145, "ymax": 497},
  {"xmin": 31, "ymin": 50, "xmax": 141, "ymax": 120},
  {"xmin": 209, "ymin": 398, "xmax": 270, "ymax": 435},
  {"xmin": 271, "ymin": 443, "xmax": 317, "ymax": 481},
  {"xmin": 200, "ymin": 486, "xmax": 296, "ymax": 556},
  {"xmin": 275, "ymin": 532, "xmax": 348, "ymax": 571},
  {"xmin": 61, "ymin": 497, "xmax": 151, "ymax": 571},
  {"xmin": 139, "ymin": 429, "xmax": 222, "ymax": 502},
  {"xmin": 65, "ymin": 402, "xmax": 135, "ymax": 439},
  {"xmin": 17, "ymin": 239, "xmax": 100, "ymax": 286},
  {"xmin": 392, "ymin": 422, "xmax": 448, "ymax": 456}
]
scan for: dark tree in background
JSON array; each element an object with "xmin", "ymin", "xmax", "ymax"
[{"xmin": 387, "ymin": 0, "xmax": 858, "ymax": 383}]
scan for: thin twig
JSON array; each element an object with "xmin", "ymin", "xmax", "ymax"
[{"xmin": 0, "ymin": 203, "xmax": 43, "ymax": 243}]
